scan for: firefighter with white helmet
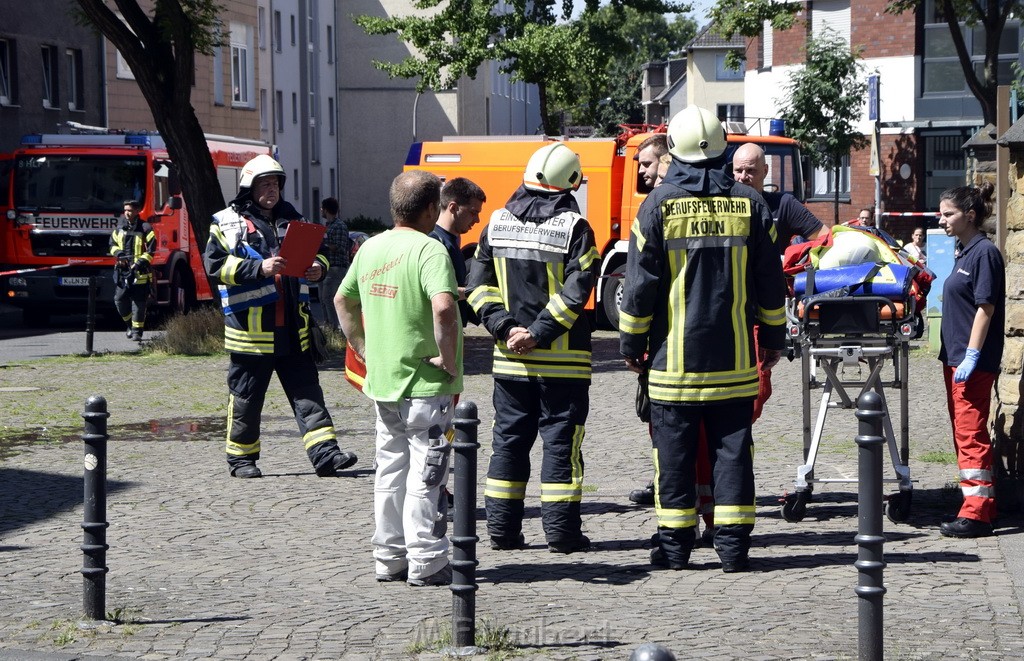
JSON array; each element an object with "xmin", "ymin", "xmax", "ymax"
[
  {"xmin": 466, "ymin": 141, "xmax": 599, "ymax": 553},
  {"xmin": 619, "ymin": 106, "xmax": 787, "ymax": 572},
  {"xmin": 204, "ymin": 154, "xmax": 358, "ymax": 478}
]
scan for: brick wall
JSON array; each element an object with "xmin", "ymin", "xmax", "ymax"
[{"xmin": 851, "ymin": 0, "xmax": 917, "ymax": 58}]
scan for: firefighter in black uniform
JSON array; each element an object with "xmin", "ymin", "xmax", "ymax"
[
  {"xmin": 204, "ymin": 154, "xmax": 357, "ymax": 479},
  {"xmin": 619, "ymin": 106, "xmax": 786, "ymax": 573},
  {"xmin": 466, "ymin": 142, "xmax": 599, "ymax": 554},
  {"xmin": 109, "ymin": 200, "xmax": 155, "ymax": 341}
]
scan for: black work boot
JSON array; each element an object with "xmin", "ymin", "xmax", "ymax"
[
  {"xmin": 315, "ymin": 451, "xmax": 358, "ymax": 477},
  {"xmin": 231, "ymin": 463, "xmax": 262, "ymax": 479},
  {"xmin": 629, "ymin": 482, "xmax": 655, "ymax": 506},
  {"xmin": 940, "ymin": 517, "xmax": 993, "ymax": 538}
]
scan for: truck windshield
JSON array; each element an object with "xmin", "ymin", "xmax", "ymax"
[{"xmin": 13, "ymin": 155, "xmax": 147, "ymax": 213}]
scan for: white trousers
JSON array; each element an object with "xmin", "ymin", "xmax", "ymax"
[{"xmin": 372, "ymin": 396, "xmax": 452, "ymax": 579}]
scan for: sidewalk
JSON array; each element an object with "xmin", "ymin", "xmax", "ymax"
[{"xmin": 1, "ymin": 327, "xmax": 1023, "ymax": 660}]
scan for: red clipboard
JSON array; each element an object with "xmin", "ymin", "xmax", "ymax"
[{"xmin": 278, "ymin": 221, "xmax": 326, "ymax": 277}]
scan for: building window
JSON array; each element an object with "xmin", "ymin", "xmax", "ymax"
[
  {"xmin": 273, "ymin": 11, "xmax": 282, "ymax": 53},
  {"xmin": 810, "ymin": 0, "xmax": 851, "ymax": 44},
  {"xmin": 65, "ymin": 48, "xmax": 83, "ymax": 110},
  {"xmin": 212, "ymin": 45, "xmax": 224, "ymax": 105},
  {"xmin": 259, "ymin": 88, "xmax": 268, "ymax": 130},
  {"xmin": 329, "ymin": 167, "xmax": 336, "ymax": 197},
  {"xmin": 0, "ymin": 39, "xmax": 13, "ymax": 105},
  {"xmin": 809, "ymin": 154, "xmax": 851, "ymax": 200},
  {"xmin": 290, "ymin": 15, "xmax": 296, "ymax": 46},
  {"xmin": 328, "ymin": 97, "xmax": 335, "ymax": 136},
  {"xmin": 41, "ymin": 45, "xmax": 59, "ymax": 109},
  {"xmin": 258, "ymin": 6, "xmax": 266, "ymax": 50},
  {"xmin": 230, "ymin": 22, "xmax": 254, "ymax": 108},
  {"xmin": 715, "ymin": 54, "xmax": 744, "ymax": 81},
  {"xmin": 291, "ymin": 92, "xmax": 297, "ymax": 123},
  {"xmin": 922, "ymin": 0, "xmax": 1021, "ymax": 94},
  {"xmin": 717, "ymin": 104, "xmax": 744, "ymax": 122},
  {"xmin": 293, "ymin": 168, "xmax": 298, "ymax": 199},
  {"xmin": 275, "ymin": 90, "xmax": 284, "ymax": 131},
  {"xmin": 326, "ymin": 25, "xmax": 334, "ymax": 64}
]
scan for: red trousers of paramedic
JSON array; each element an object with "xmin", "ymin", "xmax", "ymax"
[
  {"xmin": 694, "ymin": 367, "xmax": 773, "ymax": 526},
  {"xmin": 943, "ymin": 366, "xmax": 997, "ymax": 523}
]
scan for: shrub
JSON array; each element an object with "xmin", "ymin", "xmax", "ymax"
[
  {"xmin": 148, "ymin": 305, "xmax": 224, "ymax": 356},
  {"xmin": 345, "ymin": 214, "xmax": 390, "ymax": 235}
]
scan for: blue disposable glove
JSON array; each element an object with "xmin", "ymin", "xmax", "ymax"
[{"xmin": 954, "ymin": 348, "xmax": 980, "ymax": 383}]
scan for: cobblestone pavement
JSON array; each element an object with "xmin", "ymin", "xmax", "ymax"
[{"xmin": 2, "ymin": 326, "xmax": 1024, "ymax": 660}]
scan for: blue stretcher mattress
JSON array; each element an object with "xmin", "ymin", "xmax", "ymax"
[{"xmin": 793, "ymin": 262, "xmax": 914, "ymax": 301}]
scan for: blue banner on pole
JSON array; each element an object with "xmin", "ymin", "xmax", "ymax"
[{"xmin": 868, "ymin": 75, "xmax": 879, "ymax": 122}]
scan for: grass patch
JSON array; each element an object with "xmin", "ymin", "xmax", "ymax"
[
  {"xmin": 106, "ymin": 605, "xmax": 142, "ymax": 624},
  {"xmin": 406, "ymin": 619, "xmax": 518, "ymax": 659},
  {"xmin": 918, "ymin": 450, "xmax": 957, "ymax": 464},
  {"xmin": 148, "ymin": 306, "xmax": 224, "ymax": 356}
]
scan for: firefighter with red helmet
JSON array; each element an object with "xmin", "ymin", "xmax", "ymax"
[
  {"xmin": 619, "ymin": 106, "xmax": 786, "ymax": 572},
  {"xmin": 466, "ymin": 142, "xmax": 599, "ymax": 553},
  {"xmin": 204, "ymin": 154, "xmax": 357, "ymax": 479}
]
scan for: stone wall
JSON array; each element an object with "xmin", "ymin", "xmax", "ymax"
[{"xmin": 993, "ymin": 136, "xmax": 1024, "ymax": 499}]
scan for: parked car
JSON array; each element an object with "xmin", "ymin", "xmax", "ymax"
[{"xmin": 349, "ymin": 231, "xmax": 369, "ymax": 259}]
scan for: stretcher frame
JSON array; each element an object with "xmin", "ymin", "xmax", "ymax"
[{"xmin": 782, "ymin": 287, "xmax": 916, "ymax": 524}]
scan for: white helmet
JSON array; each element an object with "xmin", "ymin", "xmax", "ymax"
[
  {"xmin": 818, "ymin": 229, "xmax": 884, "ymax": 269},
  {"xmin": 239, "ymin": 154, "xmax": 286, "ymax": 189},
  {"xmin": 523, "ymin": 143, "xmax": 583, "ymax": 193},
  {"xmin": 667, "ymin": 105, "xmax": 727, "ymax": 163}
]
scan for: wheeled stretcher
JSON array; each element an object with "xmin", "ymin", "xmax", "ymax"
[{"xmin": 781, "ymin": 277, "xmax": 917, "ymax": 524}]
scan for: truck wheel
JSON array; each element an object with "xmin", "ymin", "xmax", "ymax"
[
  {"xmin": 170, "ymin": 266, "xmax": 196, "ymax": 316},
  {"xmin": 602, "ymin": 275, "xmax": 623, "ymax": 331}
]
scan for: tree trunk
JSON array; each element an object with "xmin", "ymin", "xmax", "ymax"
[
  {"xmin": 538, "ymin": 81, "xmax": 558, "ymax": 136},
  {"xmin": 75, "ymin": 0, "xmax": 224, "ymax": 292}
]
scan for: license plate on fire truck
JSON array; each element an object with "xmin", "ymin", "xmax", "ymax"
[{"xmin": 60, "ymin": 277, "xmax": 91, "ymax": 286}]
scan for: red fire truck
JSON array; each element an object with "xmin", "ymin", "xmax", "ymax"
[{"xmin": 0, "ymin": 131, "xmax": 270, "ymax": 324}]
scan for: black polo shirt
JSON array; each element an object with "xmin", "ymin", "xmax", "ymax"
[
  {"xmin": 938, "ymin": 233, "xmax": 1005, "ymax": 372},
  {"xmin": 763, "ymin": 192, "xmax": 823, "ymax": 253}
]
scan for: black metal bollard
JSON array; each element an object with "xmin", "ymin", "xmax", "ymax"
[
  {"xmin": 854, "ymin": 391, "xmax": 886, "ymax": 661},
  {"xmin": 450, "ymin": 400, "xmax": 480, "ymax": 652},
  {"xmin": 81, "ymin": 395, "xmax": 110, "ymax": 620},
  {"xmin": 85, "ymin": 276, "xmax": 98, "ymax": 355}
]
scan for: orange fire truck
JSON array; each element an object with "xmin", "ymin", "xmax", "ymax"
[
  {"xmin": 404, "ymin": 128, "xmax": 805, "ymax": 329},
  {"xmin": 0, "ymin": 131, "xmax": 270, "ymax": 324}
]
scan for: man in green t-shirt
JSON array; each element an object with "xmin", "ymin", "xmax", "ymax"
[{"xmin": 336, "ymin": 170, "xmax": 463, "ymax": 587}]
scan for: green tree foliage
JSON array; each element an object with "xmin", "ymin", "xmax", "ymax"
[
  {"xmin": 708, "ymin": 0, "xmax": 801, "ymax": 69},
  {"xmin": 777, "ymin": 29, "xmax": 868, "ymax": 225},
  {"xmin": 74, "ymin": 0, "xmax": 228, "ymax": 254},
  {"xmin": 711, "ymin": 0, "xmax": 1023, "ymax": 126},
  {"xmin": 354, "ymin": 0, "xmax": 687, "ymax": 136},
  {"xmin": 573, "ymin": 8, "xmax": 697, "ymax": 135}
]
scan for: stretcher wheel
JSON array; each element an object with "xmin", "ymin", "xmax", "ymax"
[
  {"xmin": 885, "ymin": 491, "xmax": 912, "ymax": 523},
  {"xmin": 782, "ymin": 492, "xmax": 809, "ymax": 523}
]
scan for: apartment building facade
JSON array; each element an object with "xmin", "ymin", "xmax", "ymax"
[
  {"xmin": 3, "ymin": 2, "xmax": 542, "ymax": 224},
  {"xmin": 0, "ymin": 5, "xmax": 107, "ymax": 152},
  {"xmin": 337, "ymin": 0, "xmax": 541, "ymax": 223},
  {"xmin": 744, "ymin": 0, "xmax": 1022, "ymax": 236}
]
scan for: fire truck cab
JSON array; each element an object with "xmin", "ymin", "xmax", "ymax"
[
  {"xmin": 1, "ymin": 131, "xmax": 270, "ymax": 324},
  {"xmin": 404, "ymin": 128, "xmax": 805, "ymax": 329}
]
